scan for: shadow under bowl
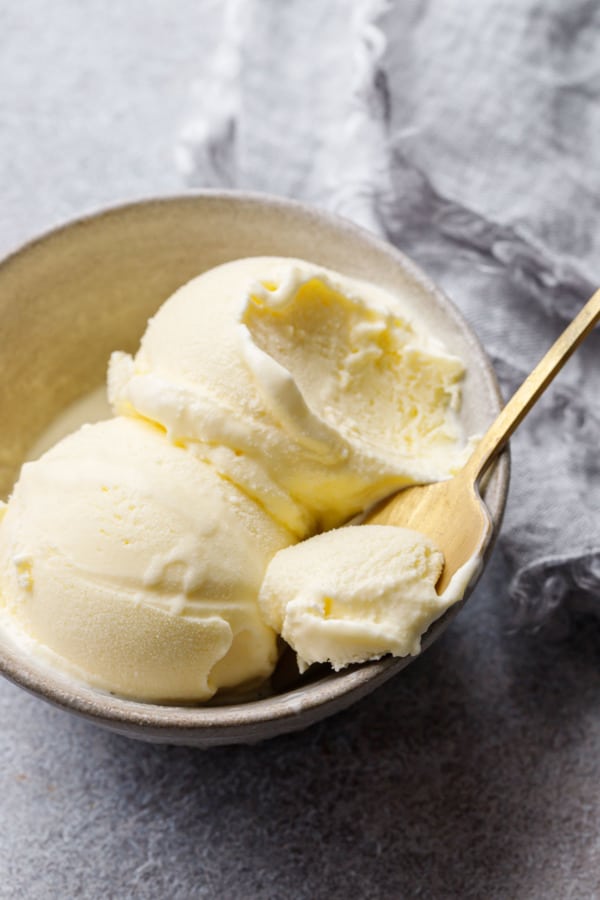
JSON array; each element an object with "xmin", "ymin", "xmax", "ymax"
[{"xmin": 0, "ymin": 192, "xmax": 509, "ymax": 746}]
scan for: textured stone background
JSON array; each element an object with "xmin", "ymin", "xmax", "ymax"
[{"xmin": 1, "ymin": 3, "xmax": 600, "ymax": 898}]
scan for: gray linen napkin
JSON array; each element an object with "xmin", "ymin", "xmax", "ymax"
[{"xmin": 177, "ymin": 0, "xmax": 600, "ymax": 626}]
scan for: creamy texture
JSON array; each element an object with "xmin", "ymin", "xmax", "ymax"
[
  {"xmin": 0, "ymin": 417, "xmax": 292, "ymax": 702},
  {"xmin": 259, "ymin": 525, "xmax": 479, "ymax": 673},
  {"xmin": 109, "ymin": 258, "xmax": 468, "ymax": 535},
  {"xmin": 0, "ymin": 257, "xmax": 475, "ymax": 702}
]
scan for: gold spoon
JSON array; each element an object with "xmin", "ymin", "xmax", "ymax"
[{"xmin": 366, "ymin": 288, "xmax": 600, "ymax": 593}]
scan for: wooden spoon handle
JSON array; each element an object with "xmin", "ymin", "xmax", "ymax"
[{"xmin": 466, "ymin": 288, "xmax": 600, "ymax": 483}]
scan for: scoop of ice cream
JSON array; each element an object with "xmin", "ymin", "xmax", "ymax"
[
  {"xmin": 0, "ymin": 417, "xmax": 293, "ymax": 702},
  {"xmin": 258, "ymin": 524, "xmax": 478, "ymax": 673},
  {"xmin": 109, "ymin": 257, "xmax": 468, "ymax": 534}
]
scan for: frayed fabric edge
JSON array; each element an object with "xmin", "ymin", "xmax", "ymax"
[
  {"xmin": 326, "ymin": 0, "xmax": 394, "ymax": 235},
  {"xmin": 175, "ymin": 0, "xmax": 247, "ymax": 188}
]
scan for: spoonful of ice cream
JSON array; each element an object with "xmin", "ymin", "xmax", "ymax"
[{"xmin": 366, "ymin": 288, "xmax": 600, "ymax": 593}]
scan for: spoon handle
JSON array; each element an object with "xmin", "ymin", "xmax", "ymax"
[{"xmin": 466, "ymin": 287, "xmax": 600, "ymax": 483}]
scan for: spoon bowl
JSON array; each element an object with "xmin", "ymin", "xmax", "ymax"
[{"xmin": 366, "ymin": 465, "xmax": 492, "ymax": 594}]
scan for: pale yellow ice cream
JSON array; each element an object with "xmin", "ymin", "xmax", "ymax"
[
  {"xmin": 0, "ymin": 257, "xmax": 475, "ymax": 702},
  {"xmin": 259, "ymin": 525, "xmax": 480, "ymax": 673},
  {"xmin": 0, "ymin": 417, "xmax": 292, "ymax": 702},
  {"xmin": 109, "ymin": 258, "xmax": 467, "ymax": 535}
]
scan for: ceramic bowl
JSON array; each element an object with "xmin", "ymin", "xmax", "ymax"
[{"xmin": 0, "ymin": 193, "xmax": 508, "ymax": 746}]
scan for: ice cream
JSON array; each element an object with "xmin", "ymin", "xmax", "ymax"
[
  {"xmin": 0, "ymin": 417, "xmax": 292, "ymax": 701},
  {"xmin": 0, "ymin": 257, "xmax": 474, "ymax": 702},
  {"xmin": 259, "ymin": 525, "xmax": 480, "ymax": 673},
  {"xmin": 109, "ymin": 258, "xmax": 467, "ymax": 534}
]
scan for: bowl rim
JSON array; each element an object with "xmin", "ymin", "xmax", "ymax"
[{"xmin": 0, "ymin": 190, "xmax": 510, "ymax": 743}]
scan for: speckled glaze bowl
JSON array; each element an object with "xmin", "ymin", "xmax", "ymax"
[{"xmin": 0, "ymin": 193, "xmax": 509, "ymax": 746}]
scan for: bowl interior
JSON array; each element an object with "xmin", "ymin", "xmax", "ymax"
[{"xmin": 0, "ymin": 194, "xmax": 508, "ymax": 745}]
